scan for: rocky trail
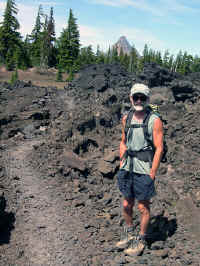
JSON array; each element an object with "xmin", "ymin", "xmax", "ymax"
[
  {"xmin": 1, "ymin": 63, "xmax": 200, "ymax": 265},
  {"xmin": 1, "ymin": 139, "xmax": 87, "ymax": 265}
]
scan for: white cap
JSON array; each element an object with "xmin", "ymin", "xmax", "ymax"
[{"xmin": 130, "ymin": 83, "xmax": 150, "ymax": 97}]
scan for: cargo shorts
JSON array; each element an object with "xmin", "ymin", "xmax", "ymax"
[{"xmin": 117, "ymin": 169, "xmax": 156, "ymax": 200}]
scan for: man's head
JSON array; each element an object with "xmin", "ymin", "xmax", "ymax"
[{"xmin": 130, "ymin": 83, "xmax": 150, "ymax": 111}]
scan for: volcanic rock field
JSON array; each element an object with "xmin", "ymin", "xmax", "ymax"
[{"xmin": 0, "ymin": 63, "xmax": 200, "ymax": 265}]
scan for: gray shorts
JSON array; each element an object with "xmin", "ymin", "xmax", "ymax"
[{"xmin": 117, "ymin": 170, "xmax": 156, "ymax": 201}]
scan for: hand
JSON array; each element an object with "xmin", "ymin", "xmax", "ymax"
[
  {"xmin": 150, "ymin": 169, "xmax": 156, "ymax": 180},
  {"xmin": 120, "ymin": 158, "xmax": 125, "ymax": 168}
]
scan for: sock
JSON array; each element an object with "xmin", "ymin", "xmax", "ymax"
[{"xmin": 125, "ymin": 225, "xmax": 134, "ymax": 233}]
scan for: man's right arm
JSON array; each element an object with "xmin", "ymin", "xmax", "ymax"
[{"xmin": 119, "ymin": 115, "xmax": 127, "ymax": 168}]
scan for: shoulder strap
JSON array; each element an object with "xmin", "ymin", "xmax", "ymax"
[
  {"xmin": 124, "ymin": 109, "xmax": 134, "ymax": 142},
  {"xmin": 143, "ymin": 110, "xmax": 154, "ymax": 148}
]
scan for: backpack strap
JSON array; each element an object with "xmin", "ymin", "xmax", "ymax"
[
  {"xmin": 143, "ymin": 110, "xmax": 162, "ymax": 150},
  {"xmin": 124, "ymin": 109, "xmax": 134, "ymax": 143},
  {"xmin": 142, "ymin": 110, "xmax": 153, "ymax": 148}
]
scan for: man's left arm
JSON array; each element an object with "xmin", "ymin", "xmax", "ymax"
[{"xmin": 150, "ymin": 118, "xmax": 164, "ymax": 179}]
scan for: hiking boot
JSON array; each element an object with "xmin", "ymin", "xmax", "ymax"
[
  {"xmin": 124, "ymin": 234, "xmax": 146, "ymax": 256},
  {"xmin": 116, "ymin": 226, "xmax": 135, "ymax": 249}
]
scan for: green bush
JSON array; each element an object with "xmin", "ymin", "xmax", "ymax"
[
  {"xmin": 66, "ymin": 68, "xmax": 74, "ymax": 82},
  {"xmin": 10, "ymin": 68, "xmax": 19, "ymax": 84},
  {"xmin": 56, "ymin": 67, "xmax": 63, "ymax": 82}
]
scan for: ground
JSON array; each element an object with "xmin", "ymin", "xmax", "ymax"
[
  {"xmin": 0, "ymin": 66, "xmax": 69, "ymax": 89},
  {"xmin": 0, "ymin": 63, "xmax": 200, "ymax": 265}
]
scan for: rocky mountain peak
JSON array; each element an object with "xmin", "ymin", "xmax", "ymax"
[{"xmin": 113, "ymin": 36, "xmax": 132, "ymax": 55}]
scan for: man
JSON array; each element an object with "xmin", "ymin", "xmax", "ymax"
[{"xmin": 116, "ymin": 83, "xmax": 164, "ymax": 256}]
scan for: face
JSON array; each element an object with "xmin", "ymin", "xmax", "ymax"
[{"xmin": 130, "ymin": 93, "xmax": 148, "ymax": 111}]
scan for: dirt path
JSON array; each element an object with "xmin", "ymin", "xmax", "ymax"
[{"xmin": 2, "ymin": 140, "xmax": 85, "ymax": 266}]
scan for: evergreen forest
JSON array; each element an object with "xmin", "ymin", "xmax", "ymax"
[{"xmin": 1, "ymin": 0, "xmax": 200, "ymax": 77}]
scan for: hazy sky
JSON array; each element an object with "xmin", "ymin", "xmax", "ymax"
[{"xmin": 0, "ymin": 0, "xmax": 200, "ymax": 56}]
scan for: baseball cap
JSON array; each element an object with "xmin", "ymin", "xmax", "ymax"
[{"xmin": 130, "ymin": 83, "xmax": 150, "ymax": 97}]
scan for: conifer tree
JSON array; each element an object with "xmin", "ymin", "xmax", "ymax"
[
  {"xmin": 129, "ymin": 46, "xmax": 139, "ymax": 73},
  {"xmin": 76, "ymin": 45, "xmax": 96, "ymax": 67},
  {"xmin": 142, "ymin": 44, "xmax": 149, "ymax": 64},
  {"xmin": 40, "ymin": 15, "xmax": 49, "ymax": 70},
  {"xmin": 119, "ymin": 47, "xmax": 124, "ymax": 64},
  {"xmin": 163, "ymin": 50, "xmax": 170, "ymax": 68},
  {"xmin": 96, "ymin": 45, "xmax": 105, "ymax": 64},
  {"xmin": 155, "ymin": 51, "xmax": 162, "ymax": 65},
  {"xmin": 76, "ymin": 47, "xmax": 87, "ymax": 67},
  {"xmin": 0, "ymin": 0, "xmax": 22, "ymax": 70},
  {"xmin": 148, "ymin": 48, "xmax": 156, "ymax": 63},
  {"xmin": 191, "ymin": 56, "xmax": 200, "ymax": 72},
  {"xmin": 105, "ymin": 46, "xmax": 111, "ymax": 64},
  {"xmin": 58, "ymin": 9, "xmax": 80, "ymax": 72},
  {"xmin": 111, "ymin": 46, "xmax": 119, "ymax": 63},
  {"xmin": 10, "ymin": 67, "xmax": 18, "ymax": 84},
  {"xmin": 46, "ymin": 7, "xmax": 56, "ymax": 67},
  {"xmin": 29, "ymin": 5, "xmax": 43, "ymax": 66},
  {"xmin": 66, "ymin": 67, "xmax": 74, "ymax": 81},
  {"xmin": 168, "ymin": 54, "xmax": 174, "ymax": 71},
  {"xmin": 174, "ymin": 50, "xmax": 183, "ymax": 73},
  {"xmin": 21, "ymin": 35, "xmax": 32, "ymax": 69},
  {"xmin": 56, "ymin": 66, "xmax": 63, "ymax": 81},
  {"xmin": 86, "ymin": 45, "xmax": 95, "ymax": 64}
]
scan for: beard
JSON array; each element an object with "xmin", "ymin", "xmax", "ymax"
[
  {"xmin": 132, "ymin": 99, "xmax": 149, "ymax": 111},
  {"xmin": 132, "ymin": 104, "xmax": 144, "ymax": 111}
]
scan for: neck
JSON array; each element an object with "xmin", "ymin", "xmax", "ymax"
[{"xmin": 134, "ymin": 110, "xmax": 146, "ymax": 117}]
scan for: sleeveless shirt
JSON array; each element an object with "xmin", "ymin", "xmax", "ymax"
[{"xmin": 120, "ymin": 113, "xmax": 159, "ymax": 174}]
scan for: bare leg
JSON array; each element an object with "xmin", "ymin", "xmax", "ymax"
[
  {"xmin": 123, "ymin": 198, "xmax": 135, "ymax": 227},
  {"xmin": 138, "ymin": 200, "xmax": 150, "ymax": 235}
]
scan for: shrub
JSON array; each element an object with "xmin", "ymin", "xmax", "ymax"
[{"xmin": 10, "ymin": 68, "xmax": 19, "ymax": 84}]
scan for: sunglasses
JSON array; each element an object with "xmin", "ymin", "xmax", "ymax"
[{"xmin": 132, "ymin": 94, "xmax": 147, "ymax": 102}]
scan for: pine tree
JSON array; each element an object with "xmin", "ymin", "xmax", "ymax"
[
  {"xmin": 20, "ymin": 35, "xmax": 32, "ymax": 69},
  {"xmin": 76, "ymin": 45, "xmax": 95, "ymax": 67},
  {"xmin": 66, "ymin": 67, "xmax": 74, "ymax": 81},
  {"xmin": 163, "ymin": 50, "xmax": 170, "ymax": 68},
  {"xmin": 29, "ymin": 5, "xmax": 43, "ymax": 66},
  {"xmin": 96, "ymin": 45, "xmax": 105, "ymax": 64},
  {"xmin": 119, "ymin": 47, "xmax": 124, "ymax": 64},
  {"xmin": 148, "ymin": 48, "xmax": 156, "ymax": 63},
  {"xmin": 86, "ymin": 45, "xmax": 95, "ymax": 64},
  {"xmin": 191, "ymin": 56, "xmax": 200, "ymax": 72},
  {"xmin": 0, "ymin": 0, "xmax": 22, "ymax": 70},
  {"xmin": 183, "ymin": 52, "xmax": 193, "ymax": 75},
  {"xmin": 111, "ymin": 46, "xmax": 119, "ymax": 63},
  {"xmin": 10, "ymin": 67, "xmax": 18, "ymax": 84},
  {"xmin": 142, "ymin": 44, "xmax": 149, "ymax": 64},
  {"xmin": 40, "ymin": 15, "xmax": 49, "ymax": 70},
  {"xmin": 129, "ymin": 46, "xmax": 139, "ymax": 73},
  {"xmin": 105, "ymin": 46, "xmax": 111, "ymax": 64},
  {"xmin": 174, "ymin": 50, "xmax": 183, "ymax": 73},
  {"xmin": 58, "ymin": 9, "xmax": 80, "ymax": 72},
  {"xmin": 155, "ymin": 51, "xmax": 162, "ymax": 66},
  {"xmin": 46, "ymin": 7, "xmax": 56, "ymax": 67},
  {"xmin": 168, "ymin": 54, "xmax": 174, "ymax": 71},
  {"xmin": 56, "ymin": 66, "xmax": 63, "ymax": 81}
]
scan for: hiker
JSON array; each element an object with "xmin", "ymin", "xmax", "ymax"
[{"xmin": 116, "ymin": 83, "xmax": 164, "ymax": 256}]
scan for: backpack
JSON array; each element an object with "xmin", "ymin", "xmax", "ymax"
[{"xmin": 124, "ymin": 105, "xmax": 168, "ymax": 163}]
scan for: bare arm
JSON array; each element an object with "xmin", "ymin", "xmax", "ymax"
[
  {"xmin": 119, "ymin": 115, "xmax": 127, "ymax": 168},
  {"xmin": 150, "ymin": 117, "xmax": 164, "ymax": 179}
]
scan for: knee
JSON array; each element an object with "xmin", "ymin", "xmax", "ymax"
[
  {"xmin": 123, "ymin": 199, "xmax": 134, "ymax": 211},
  {"xmin": 138, "ymin": 202, "xmax": 150, "ymax": 215}
]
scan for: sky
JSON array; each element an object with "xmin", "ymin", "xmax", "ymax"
[{"xmin": 0, "ymin": 0, "xmax": 200, "ymax": 56}]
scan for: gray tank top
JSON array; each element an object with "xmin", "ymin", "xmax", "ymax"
[{"xmin": 121, "ymin": 113, "xmax": 159, "ymax": 174}]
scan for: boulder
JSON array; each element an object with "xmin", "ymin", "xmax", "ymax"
[
  {"xmin": 137, "ymin": 63, "xmax": 179, "ymax": 87},
  {"xmin": 62, "ymin": 150, "xmax": 87, "ymax": 172}
]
